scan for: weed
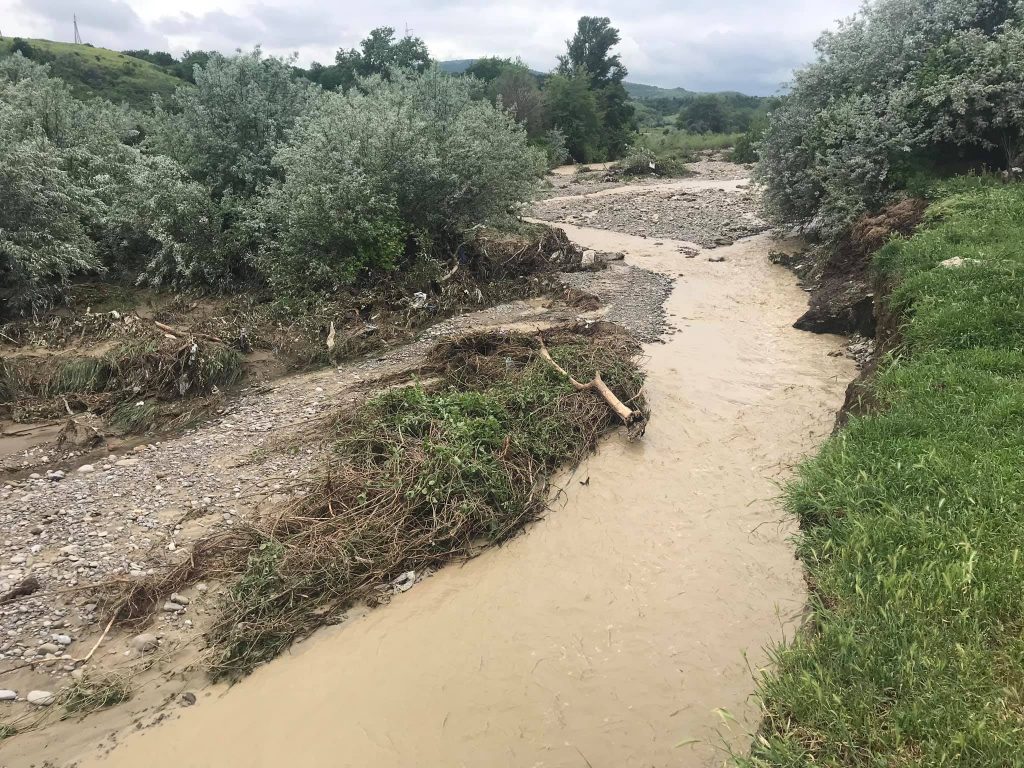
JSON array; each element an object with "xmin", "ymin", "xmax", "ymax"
[
  {"xmin": 46, "ymin": 358, "xmax": 111, "ymax": 395},
  {"xmin": 0, "ymin": 723, "xmax": 14, "ymax": 739},
  {"xmin": 60, "ymin": 673, "xmax": 131, "ymax": 716},
  {"xmin": 106, "ymin": 400, "xmax": 158, "ymax": 433}
]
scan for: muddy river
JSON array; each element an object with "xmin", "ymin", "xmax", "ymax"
[{"xmin": 21, "ymin": 210, "xmax": 855, "ymax": 767}]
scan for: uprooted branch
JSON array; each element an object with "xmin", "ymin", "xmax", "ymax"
[{"xmin": 536, "ymin": 336, "xmax": 644, "ymax": 430}]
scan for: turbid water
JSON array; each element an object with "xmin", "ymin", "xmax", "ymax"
[{"xmin": 28, "ymin": 200, "xmax": 854, "ymax": 767}]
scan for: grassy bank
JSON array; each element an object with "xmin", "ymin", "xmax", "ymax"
[
  {"xmin": 0, "ymin": 38, "xmax": 183, "ymax": 107},
  {"xmin": 746, "ymin": 182, "xmax": 1024, "ymax": 765}
]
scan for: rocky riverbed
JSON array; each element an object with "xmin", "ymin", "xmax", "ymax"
[{"xmin": 531, "ymin": 182, "xmax": 769, "ymax": 247}]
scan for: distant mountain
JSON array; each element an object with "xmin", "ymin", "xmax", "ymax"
[
  {"xmin": 438, "ymin": 59, "xmax": 476, "ymax": 74},
  {"xmin": 438, "ymin": 59, "xmax": 734, "ymax": 101},
  {"xmin": 623, "ymin": 82, "xmax": 699, "ymax": 100},
  {"xmin": 0, "ymin": 37, "xmax": 183, "ymax": 108}
]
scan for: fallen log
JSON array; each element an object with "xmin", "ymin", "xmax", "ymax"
[{"xmin": 536, "ymin": 336, "xmax": 643, "ymax": 430}]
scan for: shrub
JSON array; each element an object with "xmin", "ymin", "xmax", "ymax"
[
  {"xmin": 146, "ymin": 48, "xmax": 319, "ymax": 197},
  {"xmin": 254, "ymin": 70, "xmax": 543, "ymax": 293},
  {"xmin": 758, "ymin": 0, "xmax": 1024, "ymax": 237}
]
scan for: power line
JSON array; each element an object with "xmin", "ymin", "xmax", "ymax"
[{"xmin": 73, "ymin": 14, "xmax": 82, "ymax": 44}]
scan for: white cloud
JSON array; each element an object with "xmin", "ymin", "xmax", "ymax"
[{"xmin": 2, "ymin": 0, "xmax": 862, "ymax": 93}]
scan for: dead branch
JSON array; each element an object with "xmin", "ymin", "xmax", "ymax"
[
  {"xmin": 536, "ymin": 336, "xmax": 640, "ymax": 427},
  {"xmin": 439, "ymin": 263, "xmax": 460, "ymax": 283},
  {"xmin": 154, "ymin": 320, "xmax": 224, "ymax": 344}
]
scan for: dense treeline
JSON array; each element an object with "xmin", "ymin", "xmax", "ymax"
[
  {"xmin": 1, "ymin": 16, "xmax": 638, "ymax": 318},
  {"xmin": 0, "ymin": 50, "xmax": 541, "ymax": 317},
  {"xmin": 757, "ymin": 0, "xmax": 1024, "ymax": 237},
  {"xmin": 301, "ymin": 19, "xmax": 635, "ymax": 163}
]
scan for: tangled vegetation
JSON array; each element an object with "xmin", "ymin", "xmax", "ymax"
[
  {"xmin": 744, "ymin": 182, "xmax": 1024, "ymax": 765},
  {"xmin": 105, "ymin": 324, "xmax": 646, "ymax": 679},
  {"xmin": 757, "ymin": 0, "xmax": 1024, "ymax": 238}
]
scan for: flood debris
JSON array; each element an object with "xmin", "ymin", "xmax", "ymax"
[{"xmin": 99, "ymin": 323, "xmax": 647, "ymax": 680}]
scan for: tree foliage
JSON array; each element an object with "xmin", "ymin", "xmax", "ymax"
[
  {"xmin": 547, "ymin": 16, "xmax": 636, "ymax": 161},
  {"xmin": 758, "ymin": 0, "xmax": 1024, "ymax": 237},
  {"xmin": 255, "ymin": 71, "xmax": 543, "ymax": 293},
  {"xmin": 147, "ymin": 49, "xmax": 318, "ymax": 198},
  {"xmin": 305, "ymin": 27, "xmax": 432, "ymax": 93}
]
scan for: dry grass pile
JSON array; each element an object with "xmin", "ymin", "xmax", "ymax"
[{"xmin": 3, "ymin": 336, "xmax": 243, "ymax": 429}]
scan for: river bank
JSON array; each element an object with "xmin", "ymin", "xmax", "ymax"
[{"xmin": 1, "ymin": 162, "xmax": 855, "ymax": 767}]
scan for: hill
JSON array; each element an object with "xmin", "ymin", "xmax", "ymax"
[
  {"xmin": 0, "ymin": 37, "xmax": 183, "ymax": 108},
  {"xmin": 623, "ymin": 82, "xmax": 698, "ymax": 100}
]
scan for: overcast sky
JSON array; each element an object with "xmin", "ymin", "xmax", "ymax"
[{"xmin": 1, "ymin": 0, "xmax": 862, "ymax": 94}]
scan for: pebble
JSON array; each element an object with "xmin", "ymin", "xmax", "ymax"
[
  {"xmin": 77, "ymin": 464, "xmax": 96, "ymax": 474},
  {"xmin": 0, "ymin": 690, "xmax": 16, "ymax": 701},
  {"xmin": 169, "ymin": 593, "xmax": 189, "ymax": 605},
  {"xmin": 163, "ymin": 601, "xmax": 185, "ymax": 612},
  {"xmin": 27, "ymin": 690, "xmax": 56, "ymax": 706}
]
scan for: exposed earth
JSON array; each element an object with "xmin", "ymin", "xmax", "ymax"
[{"xmin": 1, "ymin": 158, "xmax": 856, "ymax": 767}]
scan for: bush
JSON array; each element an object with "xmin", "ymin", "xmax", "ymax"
[
  {"xmin": 757, "ymin": 0, "xmax": 1024, "ymax": 237},
  {"xmin": 617, "ymin": 146, "xmax": 685, "ymax": 177},
  {"xmin": 146, "ymin": 48, "xmax": 318, "ymax": 197},
  {"xmin": 254, "ymin": 70, "xmax": 543, "ymax": 293}
]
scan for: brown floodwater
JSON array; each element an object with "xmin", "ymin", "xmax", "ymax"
[{"xmin": 8, "ymin": 195, "xmax": 854, "ymax": 767}]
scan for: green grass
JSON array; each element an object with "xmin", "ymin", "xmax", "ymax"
[
  {"xmin": 744, "ymin": 183, "xmax": 1024, "ymax": 766},
  {"xmin": 633, "ymin": 128, "xmax": 743, "ymax": 171},
  {"xmin": 0, "ymin": 37, "xmax": 183, "ymax": 108}
]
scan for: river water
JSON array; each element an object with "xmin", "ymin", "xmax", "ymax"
[{"xmin": 51, "ymin": 211, "xmax": 854, "ymax": 768}]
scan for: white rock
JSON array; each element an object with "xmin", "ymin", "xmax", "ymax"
[
  {"xmin": 163, "ymin": 601, "xmax": 184, "ymax": 612},
  {"xmin": 581, "ymin": 250, "xmax": 597, "ymax": 267},
  {"xmin": 77, "ymin": 464, "xmax": 96, "ymax": 474},
  {"xmin": 0, "ymin": 690, "xmax": 16, "ymax": 701},
  {"xmin": 939, "ymin": 256, "xmax": 982, "ymax": 269},
  {"xmin": 169, "ymin": 593, "xmax": 189, "ymax": 605},
  {"xmin": 52, "ymin": 634, "xmax": 73, "ymax": 646},
  {"xmin": 27, "ymin": 690, "xmax": 55, "ymax": 706}
]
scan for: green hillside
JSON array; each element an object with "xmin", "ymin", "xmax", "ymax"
[
  {"xmin": 622, "ymin": 82, "xmax": 697, "ymax": 100},
  {"xmin": 0, "ymin": 37, "xmax": 184, "ymax": 108}
]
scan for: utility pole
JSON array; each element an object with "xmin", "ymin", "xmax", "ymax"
[
  {"xmin": 404, "ymin": 23, "xmax": 414, "ymax": 38},
  {"xmin": 73, "ymin": 14, "xmax": 82, "ymax": 44}
]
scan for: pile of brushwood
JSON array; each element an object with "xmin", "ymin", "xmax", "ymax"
[
  {"xmin": 106, "ymin": 322, "xmax": 646, "ymax": 679},
  {"xmin": 1, "ymin": 333, "xmax": 242, "ymax": 432},
  {"xmin": 744, "ymin": 180, "xmax": 1024, "ymax": 765}
]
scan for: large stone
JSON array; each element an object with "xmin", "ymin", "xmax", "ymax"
[
  {"xmin": 939, "ymin": 256, "xmax": 981, "ymax": 269},
  {"xmin": 27, "ymin": 690, "xmax": 55, "ymax": 706},
  {"xmin": 132, "ymin": 633, "xmax": 159, "ymax": 652},
  {"xmin": 0, "ymin": 690, "xmax": 16, "ymax": 702}
]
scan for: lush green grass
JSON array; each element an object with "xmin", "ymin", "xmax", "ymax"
[
  {"xmin": 636, "ymin": 128, "xmax": 742, "ymax": 167},
  {"xmin": 745, "ymin": 183, "xmax": 1024, "ymax": 766},
  {"xmin": 0, "ymin": 38, "xmax": 183, "ymax": 108}
]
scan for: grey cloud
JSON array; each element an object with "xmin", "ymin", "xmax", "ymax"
[
  {"xmin": 12, "ymin": 0, "xmax": 863, "ymax": 94},
  {"xmin": 16, "ymin": 0, "xmax": 168, "ymax": 50}
]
